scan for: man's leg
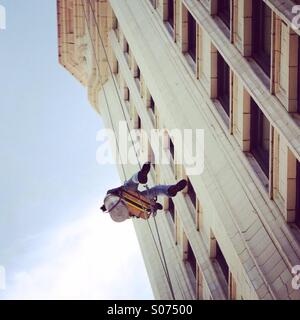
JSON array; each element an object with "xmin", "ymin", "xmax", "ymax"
[
  {"xmin": 123, "ymin": 173, "xmax": 139, "ymax": 191},
  {"xmin": 123, "ymin": 162, "xmax": 151, "ymax": 191},
  {"xmin": 141, "ymin": 185, "xmax": 170, "ymax": 198},
  {"xmin": 140, "ymin": 180, "xmax": 187, "ymax": 198}
]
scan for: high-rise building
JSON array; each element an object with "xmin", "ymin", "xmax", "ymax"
[{"xmin": 57, "ymin": 0, "xmax": 300, "ymax": 299}]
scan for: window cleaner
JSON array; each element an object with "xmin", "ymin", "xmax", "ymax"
[{"xmin": 100, "ymin": 162, "xmax": 187, "ymax": 222}]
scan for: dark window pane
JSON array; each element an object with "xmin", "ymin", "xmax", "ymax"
[
  {"xmin": 188, "ymin": 11, "xmax": 196, "ymax": 61},
  {"xmin": 250, "ymin": 98, "xmax": 270, "ymax": 177},
  {"xmin": 216, "ymin": 242, "xmax": 229, "ymax": 283},
  {"xmin": 135, "ymin": 66, "xmax": 140, "ymax": 80},
  {"xmin": 252, "ymin": 0, "xmax": 271, "ymax": 77},
  {"xmin": 127, "ymin": 88, "xmax": 130, "ymax": 101},
  {"xmin": 298, "ymin": 37, "xmax": 300, "ymax": 113},
  {"xmin": 187, "ymin": 242, "xmax": 197, "ymax": 279},
  {"xmin": 187, "ymin": 178, "xmax": 197, "ymax": 208},
  {"xmin": 168, "ymin": 0, "xmax": 174, "ymax": 28},
  {"xmin": 170, "ymin": 137, "xmax": 175, "ymax": 160},
  {"xmin": 296, "ymin": 161, "xmax": 300, "ymax": 228},
  {"xmin": 218, "ymin": 0, "xmax": 231, "ymax": 29},
  {"xmin": 169, "ymin": 198, "xmax": 175, "ymax": 221},
  {"xmin": 137, "ymin": 116, "xmax": 141, "ymax": 129},
  {"xmin": 124, "ymin": 41, "xmax": 129, "ymax": 53},
  {"xmin": 150, "ymin": 96, "xmax": 155, "ymax": 113},
  {"xmin": 217, "ymin": 52, "xmax": 230, "ymax": 115}
]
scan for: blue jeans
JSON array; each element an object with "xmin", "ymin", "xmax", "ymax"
[{"xmin": 124, "ymin": 173, "xmax": 171, "ymax": 200}]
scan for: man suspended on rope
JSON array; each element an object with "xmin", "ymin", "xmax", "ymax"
[{"xmin": 100, "ymin": 162, "xmax": 187, "ymax": 222}]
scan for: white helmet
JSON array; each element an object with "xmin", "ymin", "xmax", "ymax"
[{"xmin": 104, "ymin": 194, "xmax": 130, "ymax": 222}]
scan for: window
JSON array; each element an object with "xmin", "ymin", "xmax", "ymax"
[
  {"xmin": 137, "ymin": 115, "xmax": 141, "ymax": 129},
  {"xmin": 252, "ymin": 0, "xmax": 272, "ymax": 77},
  {"xmin": 149, "ymin": 0, "xmax": 156, "ymax": 8},
  {"xmin": 124, "ymin": 87, "xmax": 130, "ymax": 101},
  {"xmin": 169, "ymin": 137, "xmax": 175, "ymax": 160},
  {"xmin": 217, "ymin": 52, "xmax": 230, "ymax": 116},
  {"xmin": 216, "ymin": 242, "xmax": 229, "ymax": 284},
  {"xmin": 149, "ymin": 96, "xmax": 155, "ymax": 114},
  {"xmin": 134, "ymin": 64, "xmax": 141, "ymax": 90},
  {"xmin": 210, "ymin": 234, "xmax": 230, "ymax": 297},
  {"xmin": 187, "ymin": 242, "xmax": 197, "ymax": 280},
  {"xmin": 124, "ymin": 40, "xmax": 129, "ymax": 54},
  {"xmin": 184, "ymin": 238, "xmax": 197, "ymax": 295},
  {"xmin": 187, "ymin": 178, "xmax": 197, "ymax": 209},
  {"xmin": 135, "ymin": 66, "xmax": 140, "ymax": 80},
  {"xmin": 112, "ymin": 56, "xmax": 119, "ymax": 75},
  {"xmin": 298, "ymin": 36, "xmax": 300, "ymax": 113},
  {"xmin": 114, "ymin": 17, "xmax": 120, "ymax": 41},
  {"xmin": 188, "ymin": 11, "xmax": 197, "ymax": 62},
  {"xmin": 218, "ymin": 0, "xmax": 231, "ymax": 29},
  {"xmin": 124, "ymin": 40, "xmax": 130, "ymax": 66},
  {"xmin": 167, "ymin": 0, "xmax": 174, "ymax": 28},
  {"xmin": 186, "ymin": 242, "xmax": 197, "ymax": 293},
  {"xmin": 112, "ymin": 11, "xmax": 118, "ymax": 31},
  {"xmin": 250, "ymin": 98, "xmax": 270, "ymax": 178},
  {"xmin": 127, "ymin": 88, "xmax": 130, "ymax": 101},
  {"xmin": 148, "ymin": 95, "xmax": 156, "ymax": 125},
  {"xmin": 296, "ymin": 161, "xmax": 300, "ymax": 228},
  {"xmin": 168, "ymin": 198, "xmax": 175, "ymax": 221}
]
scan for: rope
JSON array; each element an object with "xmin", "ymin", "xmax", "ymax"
[
  {"xmin": 82, "ymin": 0, "xmax": 176, "ymax": 299},
  {"xmin": 86, "ymin": 0, "xmax": 175, "ymax": 299}
]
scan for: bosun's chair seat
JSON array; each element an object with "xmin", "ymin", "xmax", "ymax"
[{"xmin": 120, "ymin": 189, "xmax": 156, "ymax": 220}]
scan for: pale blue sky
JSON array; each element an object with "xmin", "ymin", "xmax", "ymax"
[{"xmin": 0, "ymin": 0, "xmax": 153, "ymax": 299}]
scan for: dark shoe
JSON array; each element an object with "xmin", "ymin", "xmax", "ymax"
[
  {"xmin": 153, "ymin": 202, "xmax": 163, "ymax": 211},
  {"xmin": 137, "ymin": 162, "xmax": 151, "ymax": 184},
  {"xmin": 168, "ymin": 179, "xmax": 187, "ymax": 197}
]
